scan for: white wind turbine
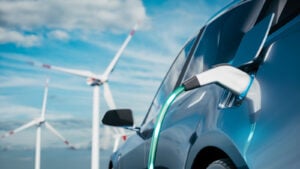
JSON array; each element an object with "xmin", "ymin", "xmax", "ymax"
[
  {"xmin": 26, "ymin": 23, "xmax": 139, "ymax": 169},
  {"xmin": 0, "ymin": 78, "xmax": 76, "ymax": 169}
]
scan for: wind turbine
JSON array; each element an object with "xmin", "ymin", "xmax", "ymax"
[
  {"xmin": 112, "ymin": 133, "xmax": 131, "ymax": 152},
  {"xmin": 0, "ymin": 78, "xmax": 76, "ymax": 169},
  {"xmin": 26, "ymin": 22, "xmax": 139, "ymax": 169}
]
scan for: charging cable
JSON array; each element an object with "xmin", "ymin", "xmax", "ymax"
[{"xmin": 148, "ymin": 65, "xmax": 253, "ymax": 169}]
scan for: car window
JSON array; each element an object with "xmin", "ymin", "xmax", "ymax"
[
  {"xmin": 140, "ymin": 37, "xmax": 196, "ymax": 137},
  {"xmin": 257, "ymin": 0, "xmax": 300, "ymax": 34},
  {"xmin": 182, "ymin": 0, "xmax": 263, "ymax": 81}
]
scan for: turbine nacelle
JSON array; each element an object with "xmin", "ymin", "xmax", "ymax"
[
  {"xmin": 86, "ymin": 78, "xmax": 103, "ymax": 86},
  {"xmin": 34, "ymin": 118, "xmax": 45, "ymax": 126},
  {"xmin": 86, "ymin": 75, "xmax": 108, "ymax": 86}
]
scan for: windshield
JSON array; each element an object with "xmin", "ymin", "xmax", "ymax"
[{"xmin": 139, "ymin": 36, "xmax": 197, "ymax": 137}]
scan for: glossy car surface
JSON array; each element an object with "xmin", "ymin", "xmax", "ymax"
[{"xmin": 103, "ymin": 0, "xmax": 300, "ymax": 168}]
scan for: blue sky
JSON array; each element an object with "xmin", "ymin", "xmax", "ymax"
[{"xmin": 0, "ymin": 0, "xmax": 232, "ymax": 168}]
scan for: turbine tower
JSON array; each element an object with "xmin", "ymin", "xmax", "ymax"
[
  {"xmin": 0, "ymin": 78, "xmax": 75, "ymax": 169},
  {"xmin": 27, "ymin": 22, "xmax": 139, "ymax": 169}
]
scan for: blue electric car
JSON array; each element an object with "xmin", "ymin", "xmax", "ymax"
[{"xmin": 102, "ymin": 0, "xmax": 300, "ymax": 168}]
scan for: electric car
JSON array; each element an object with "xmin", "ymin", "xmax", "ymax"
[{"xmin": 102, "ymin": 0, "xmax": 300, "ymax": 168}]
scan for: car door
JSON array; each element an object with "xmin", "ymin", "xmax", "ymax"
[
  {"xmin": 115, "ymin": 36, "xmax": 197, "ymax": 169},
  {"xmin": 216, "ymin": 3, "xmax": 300, "ymax": 169},
  {"xmin": 243, "ymin": 15, "xmax": 300, "ymax": 169}
]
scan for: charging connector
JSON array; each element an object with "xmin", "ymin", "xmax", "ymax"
[{"xmin": 182, "ymin": 65, "xmax": 252, "ymax": 95}]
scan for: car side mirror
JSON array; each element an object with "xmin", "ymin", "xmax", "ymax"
[{"xmin": 102, "ymin": 109, "xmax": 134, "ymax": 127}]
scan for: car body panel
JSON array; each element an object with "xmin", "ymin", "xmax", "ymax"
[
  {"xmin": 244, "ymin": 18, "xmax": 300, "ymax": 168},
  {"xmin": 106, "ymin": 0, "xmax": 300, "ymax": 168}
]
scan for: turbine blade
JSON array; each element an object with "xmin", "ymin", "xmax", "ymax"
[
  {"xmin": 111, "ymin": 127, "xmax": 123, "ymax": 135},
  {"xmin": 103, "ymin": 83, "xmax": 127, "ymax": 136},
  {"xmin": 103, "ymin": 83, "xmax": 116, "ymax": 109},
  {"xmin": 41, "ymin": 78, "xmax": 49, "ymax": 119},
  {"xmin": 1, "ymin": 119, "xmax": 39, "ymax": 139},
  {"xmin": 44, "ymin": 122, "xmax": 76, "ymax": 150},
  {"xmin": 27, "ymin": 60, "xmax": 97, "ymax": 79},
  {"xmin": 102, "ymin": 22, "xmax": 139, "ymax": 78},
  {"xmin": 112, "ymin": 134, "xmax": 121, "ymax": 152},
  {"xmin": 113, "ymin": 133, "xmax": 128, "ymax": 152}
]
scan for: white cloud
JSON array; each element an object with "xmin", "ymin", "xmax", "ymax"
[
  {"xmin": 0, "ymin": 0, "xmax": 147, "ymax": 32},
  {"xmin": 0, "ymin": 101, "xmax": 40, "ymax": 119},
  {"xmin": 0, "ymin": 117, "xmax": 115, "ymax": 149},
  {"xmin": 0, "ymin": 0, "xmax": 147, "ymax": 47},
  {"xmin": 47, "ymin": 30, "xmax": 69, "ymax": 41},
  {"xmin": 96, "ymin": 39, "xmax": 172, "ymax": 66},
  {"xmin": 0, "ymin": 76, "xmax": 38, "ymax": 88},
  {"xmin": 0, "ymin": 27, "xmax": 40, "ymax": 47},
  {"xmin": 0, "ymin": 68, "xmax": 89, "ymax": 92}
]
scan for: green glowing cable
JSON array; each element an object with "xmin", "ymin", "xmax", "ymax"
[
  {"xmin": 243, "ymin": 122, "xmax": 256, "ymax": 160},
  {"xmin": 148, "ymin": 86, "xmax": 185, "ymax": 169}
]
